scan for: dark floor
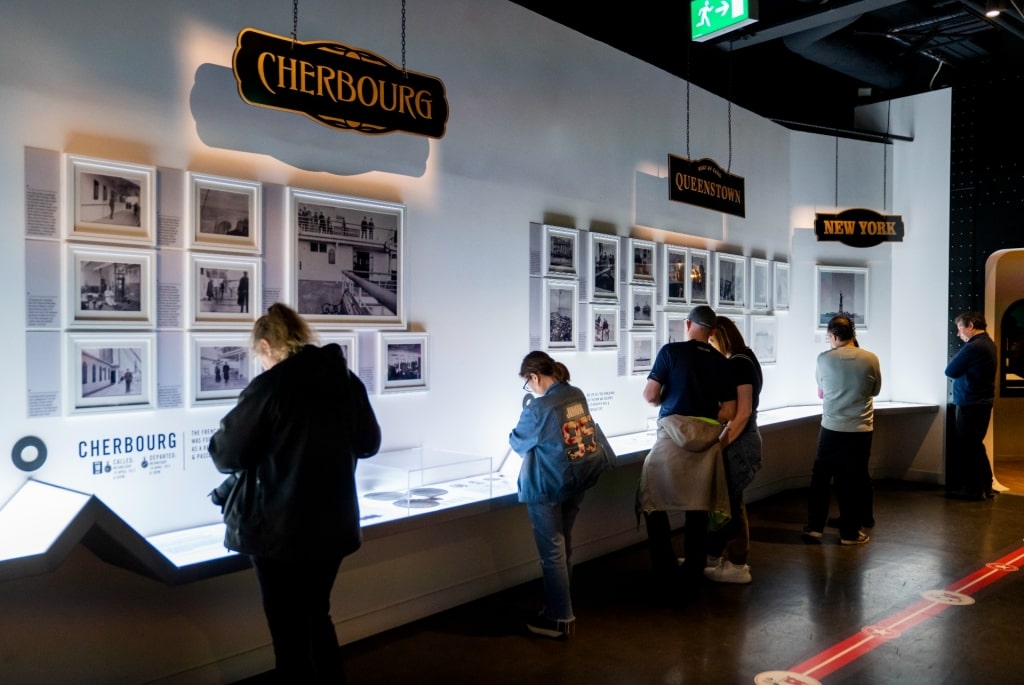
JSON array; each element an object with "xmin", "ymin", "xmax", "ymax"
[{"xmin": 235, "ymin": 481, "xmax": 1024, "ymax": 685}]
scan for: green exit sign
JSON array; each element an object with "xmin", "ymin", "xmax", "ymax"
[{"xmin": 690, "ymin": 0, "xmax": 758, "ymax": 42}]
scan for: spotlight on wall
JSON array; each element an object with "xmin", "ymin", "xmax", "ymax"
[{"xmin": 985, "ymin": 0, "xmax": 1005, "ymax": 18}]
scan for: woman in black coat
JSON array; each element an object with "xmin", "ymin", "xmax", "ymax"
[{"xmin": 210, "ymin": 303, "xmax": 380, "ymax": 683}]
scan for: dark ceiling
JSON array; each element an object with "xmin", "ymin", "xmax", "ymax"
[{"xmin": 511, "ymin": 0, "xmax": 1024, "ymax": 137}]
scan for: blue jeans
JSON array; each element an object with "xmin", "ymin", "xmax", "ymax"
[{"xmin": 526, "ymin": 492, "xmax": 584, "ymax": 622}]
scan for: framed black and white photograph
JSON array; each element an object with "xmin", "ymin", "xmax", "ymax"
[
  {"xmin": 189, "ymin": 173, "xmax": 261, "ymax": 253},
  {"xmin": 67, "ymin": 244, "xmax": 155, "ymax": 328},
  {"xmin": 68, "ymin": 332, "xmax": 156, "ymax": 413},
  {"xmin": 627, "ymin": 331, "xmax": 656, "ymax": 375},
  {"xmin": 816, "ymin": 265, "xmax": 869, "ymax": 329},
  {"xmin": 661, "ymin": 244, "xmax": 689, "ymax": 305},
  {"xmin": 587, "ymin": 232, "xmax": 619, "ymax": 301},
  {"xmin": 715, "ymin": 253, "xmax": 747, "ymax": 309},
  {"xmin": 533, "ymin": 224, "xmax": 579, "ymax": 278},
  {"xmin": 191, "ymin": 334, "xmax": 256, "ymax": 405},
  {"xmin": 773, "ymin": 261, "xmax": 790, "ymax": 311},
  {"xmin": 320, "ymin": 332, "xmax": 359, "ymax": 370},
  {"xmin": 289, "ymin": 188, "xmax": 405, "ymax": 328},
  {"xmin": 544, "ymin": 279, "xmax": 579, "ymax": 350},
  {"xmin": 750, "ymin": 258, "xmax": 770, "ymax": 311},
  {"xmin": 750, "ymin": 315, "xmax": 778, "ymax": 363},
  {"xmin": 688, "ymin": 248, "xmax": 711, "ymax": 305},
  {"xmin": 65, "ymin": 154, "xmax": 155, "ymax": 245},
  {"xmin": 627, "ymin": 285, "xmax": 656, "ymax": 329},
  {"xmin": 191, "ymin": 254, "xmax": 260, "ymax": 328},
  {"xmin": 380, "ymin": 332, "xmax": 428, "ymax": 393},
  {"xmin": 660, "ymin": 310, "xmax": 688, "ymax": 347},
  {"xmin": 589, "ymin": 304, "xmax": 620, "ymax": 350},
  {"xmin": 625, "ymin": 238, "xmax": 656, "ymax": 283}
]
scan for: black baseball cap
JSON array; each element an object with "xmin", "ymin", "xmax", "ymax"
[{"xmin": 686, "ymin": 305, "xmax": 718, "ymax": 328}]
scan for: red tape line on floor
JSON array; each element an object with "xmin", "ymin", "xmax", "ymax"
[{"xmin": 786, "ymin": 544, "xmax": 1024, "ymax": 682}]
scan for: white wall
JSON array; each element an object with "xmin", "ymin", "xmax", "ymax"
[{"xmin": 0, "ymin": 1, "xmax": 951, "ymax": 682}]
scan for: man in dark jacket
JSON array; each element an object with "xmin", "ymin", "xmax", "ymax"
[{"xmin": 945, "ymin": 310, "xmax": 998, "ymax": 500}]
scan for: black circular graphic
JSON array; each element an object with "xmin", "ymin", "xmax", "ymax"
[{"xmin": 11, "ymin": 436, "xmax": 47, "ymax": 472}]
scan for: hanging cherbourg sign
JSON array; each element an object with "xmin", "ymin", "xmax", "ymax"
[
  {"xmin": 814, "ymin": 208, "xmax": 905, "ymax": 248},
  {"xmin": 668, "ymin": 155, "xmax": 746, "ymax": 218},
  {"xmin": 232, "ymin": 28, "xmax": 449, "ymax": 138}
]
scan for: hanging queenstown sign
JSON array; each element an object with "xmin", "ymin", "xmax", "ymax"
[
  {"xmin": 814, "ymin": 208, "xmax": 905, "ymax": 248},
  {"xmin": 232, "ymin": 28, "xmax": 449, "ymax": 138},
  {"xmin": 668, "ymin": 154, "xmax": 746, "ymax": 218}
]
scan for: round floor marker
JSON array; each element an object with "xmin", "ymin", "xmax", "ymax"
[
  {"xmin": 754, "ymin": 671, "xmax": 822, "ymax": 685},
  {"xmin": 920, "ymin": 589, "xmax": 975, "ymax": 605}
]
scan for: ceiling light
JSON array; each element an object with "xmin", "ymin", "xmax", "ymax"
[{"xmin": 985, "ymin": 0, "xmax": 1005, "ymax": 18}]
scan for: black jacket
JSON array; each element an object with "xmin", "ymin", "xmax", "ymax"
[{"xmin": 209, "ymin": 344, "xmax": 381, "ymax": 560}]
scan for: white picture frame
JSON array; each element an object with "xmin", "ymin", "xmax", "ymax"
[
  {"xmin": 815, "ymin": 265, "xmax": 869, "ymax": 329},
  {"xmin": 319, "ymin": 332, "xmax": 359, "ymax": 371},
  {"xmin": 190, "ymin": 333, "xmax": 257, "ymax": 405},
  {"xmin": 589, "ymin": 303, "xmax": 620, "ymax": 350},
  {"xmin": 624, "ymin": 238, "xmax": 656, "ymax": 284},
  {"xmin": 660, "ymin": 244, "xmax": 689, "ymax": 306},
  {"xmin": 380, "ymin": 332, "xmax": 428, "ymax": 393},
  {"xmin": 67, "ymin": 244, "xmax": 155, "ymax": 329},
  {"xmin": 750, "ymin": 258, "xmax": 770, "ymax": 311},
  {"xmin": 64, "ymin": 154, "xmax": 156, "ymax": 245},
  {"xmin": 750, "ymin": 315, "xmax": 778, "ymax": 363},
  {"xmin": 533, "ymin": 224, "xmax": 579, "ymax": 279},
  {"xmin": 190, "ymin": 254, "xmax": 261, "ymax": 328},
  {"xmin": 289, "ymin": 188, "xmax": 405, "ymax": 328},
  {"xmin": 68, "ymin": 332, "xmax": 156, "ymax": 414},
  {"xmin": 688, "ymin": 248, "xmax": 711, "ymax": 305},
  {"xmin": 715, "ymin": 252, "xmax": 747, "ymax": 310},
  {"xmin": 627, "ymin": 331, "xmax": 656, "ymax": 375},
  {"xmin": 188, "ymin": 173, "xmax": 262, "ymax": 253},
  {"xmin": 544, "ymin": 279, "xmax": 579, "ymax": 350},
  {"xmin": 773, "ymin": 261, "xmax": 790, "ymax": 311},
  {"xmin": 660, "ymin": 310, "xmax": 688, "ymax": 348},
  {"xmin": 627, "ymin": 284, "xmax": 656, "ymax": 329},
  {"xmin": 587, "ymin": 232, "xmax": 620, "ymax": 301}
]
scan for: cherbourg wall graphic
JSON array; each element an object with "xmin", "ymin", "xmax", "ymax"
[{"xmin": 233, "ymin": 28, "xmax": 449, "ymax": 138}]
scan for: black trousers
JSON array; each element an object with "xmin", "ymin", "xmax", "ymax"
[
  {"xmin": 251, "ymin": 554, "xmax": 346, "ymax": 684},
  {"xmin": 807, "ymin": 428, "xmax": 873, "ymax": 540},
  {"xmin": 644, "ymin": 509, "xmax": 709, "ymax": 580},
  {"xmin": 953, "ymin": 403, "xmax": 995, "ymax": 495}
]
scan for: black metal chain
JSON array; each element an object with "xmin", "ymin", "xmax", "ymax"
[
  {"xmin": 685, "ymin": 40, "xmax": 691, "ymax": 159},
  {"xmin": 292, "ymin": 0, "xmax": 298, "ymax": 46},
  {"xmin": 835, "ymin": 136, "xmax": 840, "ymax": 207},
  {"xmin": 883, "ymin": 100, "xmax": 891, "ymax": 211},
  {"xmin": 401, "ymin": 0, "xmax": 408, "ymax": 77},
  {"xmin": 727, "ymin": 40, "xmax": 733, "ymax": 173}
]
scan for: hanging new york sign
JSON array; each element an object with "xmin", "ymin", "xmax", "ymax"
[
  {"xmin": 814, "ymin": 208, "xmax": 905, "ymax": 248},
  {"xmin": 233, "ymin": 28, "xmax": 449, "ymax": 138}
]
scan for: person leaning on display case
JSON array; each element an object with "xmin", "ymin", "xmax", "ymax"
[
  {"xmin": 509, "ymin": 351, "xmax": 615, "ymax": 640},
  {"xmin": 706, "ymin": 315, "xmax": 764, "ymax": 584},
  {"xmin": 208, "ymin": 302, "xmax": 380, "ymax": 684},
  {"xmin": 639, "ymin": 305, "xmax": 737, "ymax": 592}
]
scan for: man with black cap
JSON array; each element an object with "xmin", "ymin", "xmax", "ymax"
[{"xmin": 639, "ymin": 304, "xmax": 737, "ymax": 591}]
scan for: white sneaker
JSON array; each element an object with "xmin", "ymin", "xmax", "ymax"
[{"xmin": 703, "ymin": 559, "xmax": 752, "ymax": 584}]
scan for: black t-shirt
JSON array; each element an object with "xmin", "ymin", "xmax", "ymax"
[
  {"xmin": 648, "ymin": 340, "xmax": 736, "ymax": 419},
  {"xmin": 728, "ymin": 347, "xmax": 762, "ymax": 414}
]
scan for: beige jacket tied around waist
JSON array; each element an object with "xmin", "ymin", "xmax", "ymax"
[{"xmin": 639, "ymin": 414, "xmax": 731, "ymax": 516}]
